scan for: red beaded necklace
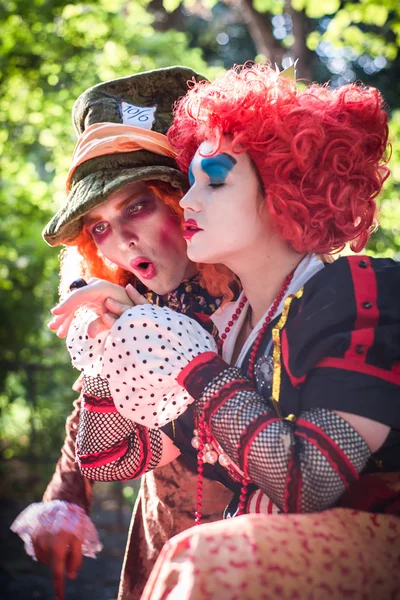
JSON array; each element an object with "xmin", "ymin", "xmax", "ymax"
[{"xmin": 194, "ymin": 271, "xmax": 294, "ymax": 525}]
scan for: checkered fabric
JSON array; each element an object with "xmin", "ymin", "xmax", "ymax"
[
  {"xmin": 201, "ymin": 367, "xmax": 371, "ymax": 513},
  {"xmin": 77, "ymin": 375, "xmax": 162, "ymax": 481}
]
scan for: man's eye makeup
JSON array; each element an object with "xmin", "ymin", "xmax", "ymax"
[
  {"xmin": 88, "ymin": 197, "xmax": 153, "ymax": 236},
  {"xmin": 126, "ymin": 200, "xmax": 148, "ymax": 215},
  {"xmin": 92, "ymin": 222, "xmax": 107, "ymax": 235}
]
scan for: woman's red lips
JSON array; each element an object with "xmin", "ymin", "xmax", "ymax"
[
  {"xmin": 129, "ymin": 257, "xmax": 156, "ymax": 280},
  {"xmin": 183, "ymin": 219, "xmax": 202, "ymax": 240}
]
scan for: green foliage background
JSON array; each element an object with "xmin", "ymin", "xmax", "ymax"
[
  {"xmin": 1, "ymin": 0, "xmax": 399, "ymax": 498},
  {"xmin": 0, "ymin": 0, "xmax": 211, "ymax": 497}
]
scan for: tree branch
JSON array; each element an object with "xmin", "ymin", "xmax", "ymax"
[
  {"xmin": 233, "ymin": 0, "xmax": 285, "ymax": 64},
  {"xmin": 286, "ymin": 3, "xmax": 315, "ymax": 81}
]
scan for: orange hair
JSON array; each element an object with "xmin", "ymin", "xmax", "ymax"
[{"xmin": 59, "ymin": 180, "xmax": 236, "ymax": 302}]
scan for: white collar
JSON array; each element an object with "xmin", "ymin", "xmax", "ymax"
[{"xmin": 211, "ymin": 254, "xmax": 325, "ymax": 366}]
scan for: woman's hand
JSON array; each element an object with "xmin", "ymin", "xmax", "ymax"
[
  {"xmin": 89, "ymin": 283, "xmax": 149, "ymax": 337},
  {"xmin": 48, "ymin": 280, "xmax": 147, "ymax": 338}
]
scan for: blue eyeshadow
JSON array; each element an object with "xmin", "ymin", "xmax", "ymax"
[
  {"xmin": 200, "ymin": 153, "xmax": 236, "ymax": 184},
  {"xmin": 188, "ymin": 162, "xmax": 195, "ymax": 186}
]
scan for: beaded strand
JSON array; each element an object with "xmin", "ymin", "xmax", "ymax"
[{"xmin": 194, "ymin": 271, "xmax": 294, "ymax": 524}]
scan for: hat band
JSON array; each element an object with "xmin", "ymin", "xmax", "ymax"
[{"xmin": 66, "ymin": 122, "xmax": 178, "ymax": 193}]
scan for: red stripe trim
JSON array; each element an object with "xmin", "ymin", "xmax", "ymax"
[
  {"xmin": 84, "ymin": 403, "xmax": 118, "ymax": 414},
  {"xmin": 284, "ymin": 448, "xmax": 303, "ymax": 513},
  {"xmin": 247, "ymin": 489, "xmax": 257, "ymax": 512},
  {"xmin": 135, "ymin": 426, "xmax": 152, "ymax": 475},
  {"xmin": 281, "ymin": 329, "xmax": 306, "ymax": 387},
  {"xmin": 295, "ymin": 418, "xmax": 359, "ymax": 484},
  {"xmin": 79, "ymin": 438, "xmax": 129, "ymax": 468},
  {"xmin": 204, "ymin": 379, "xmax": 253, "ymax": 426},
  {"xmin": 345, "ymin": 256, "xmax": 379, "ymax": 360},
  {"xmin": 237, "ymin": 413, "xmax": 280, "ymax": 472},
  {"xmin": 83, "ymin": 394, "xmax": 118, "ymax": 413},
  {"xmin": 255, "ymin": 491, "xmax": 263, "ymax": 514},
  {"xmin": 176, "ymin": 352, "xmax": 223, "ymax": 388},
  {"xmin": 193, "ymin": 312, "xmax": 212, "ymax": 326},
  {"xmin": 344, "ymin": 328, "xmax": 375, "ymax": 361},
  {"xmin": 316, "ymin": 356, "xmax": 400, "ymax": 386}
]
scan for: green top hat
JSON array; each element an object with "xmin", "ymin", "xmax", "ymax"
[{"xmin": 43, "ymin": 66, "xmax": 206, "ymax": 246}]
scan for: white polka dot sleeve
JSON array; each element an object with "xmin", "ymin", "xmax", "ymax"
[
  {"xmin": 66, "ymin": 309, "xmax": 109, "ymax": 377},
  {"xmin": 100, "ymin": 304, "xmax": 217, "ymax": 428}
]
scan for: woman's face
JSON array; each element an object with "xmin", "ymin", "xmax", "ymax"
[
  {"xmin": 84, "ymin": 181, "xmax": 196, "ymax": 295},
  {"xmin": 180, "ymin": 138, "xmax": 267, "ymax": 266}
]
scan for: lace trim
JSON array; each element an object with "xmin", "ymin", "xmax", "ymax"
[{"xmin": 10, "ymin": 500, "xmax": 103, "ymax": 559}]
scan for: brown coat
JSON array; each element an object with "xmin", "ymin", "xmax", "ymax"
[{"xmin": 43, "ymin": 398, "xmax": 232, "ymax": 600}]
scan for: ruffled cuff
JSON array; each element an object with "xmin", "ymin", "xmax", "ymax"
[
  {"xmin": 67, "ymin": 309, "xmax": 109, "ymax": 376},
  {"xmin": 10, "ymin": 500, "xmax": 103, "ymax": 560}
]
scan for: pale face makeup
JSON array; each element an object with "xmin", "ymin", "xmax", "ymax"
[
  {"xmin": 180, "ymin": 138, "xmax": 268, "ymax": 268},
  {"xmin": 84, "ymin": 181, "xmax": 196, "ymax": 295}
]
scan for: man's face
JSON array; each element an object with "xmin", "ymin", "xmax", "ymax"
[
  {"xmin": 180, "ymin": 138, "xmax": 267, "ymax": 267},
  {"xmin": 84, "ymin": 181, "xmax": 196, "ymax": 295}
]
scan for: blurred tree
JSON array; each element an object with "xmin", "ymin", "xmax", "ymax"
[
  {"xmin": 157, "ymin": 0, "xmax": 400, "ymax": 89},
  {"xmin": 0, "ymin": 0, "xmax": 211, "ymax": 471},
  {"xmin": 157, "ymin": 0, "xmax": 400, "ymax": 255},
  {"xmin": 368, "ymin": 110, "xmax": 400, "ymax": 257}
]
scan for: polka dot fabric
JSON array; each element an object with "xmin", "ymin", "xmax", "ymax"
[
  {"xmin": 100, "ymin": 304, "xmax": 217, "ymax": 428},
  {"xmin": 67, "ymin": 309, "xmax": 108, "ymax": 376}
]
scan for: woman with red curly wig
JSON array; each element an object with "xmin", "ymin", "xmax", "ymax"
[
  {"xmin": 57, "ymin": 64, "xmax": 400, "ymax": 598},
  {"xmin": 139, "ymin": 64, "xmax": 400, "ymax": 599}
]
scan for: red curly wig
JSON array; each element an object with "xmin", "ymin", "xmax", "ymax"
[
  {"xmin": 59, "ymin": 180, "xmax": 236, "ymax": 301},
  {"xmin": 168, "ymin": 63, "xmax": 390, "ymax": 258}
]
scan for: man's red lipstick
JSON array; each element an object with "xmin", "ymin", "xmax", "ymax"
[
  {"xmin": 183, "ymin": 219, "xmax": 202, "ymax": 241},
  {"xmin": 129, "ymin": 257, "xmax": 156, "ymax": 280}
]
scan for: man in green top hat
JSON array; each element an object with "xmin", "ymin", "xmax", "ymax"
[
  {"xmin": 43, "ymin": 66, "xmax": 193, "ymax": 247},
  {"xmin": 11, "ymin": 66, "xmax": 231, "ymax": 600}
]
